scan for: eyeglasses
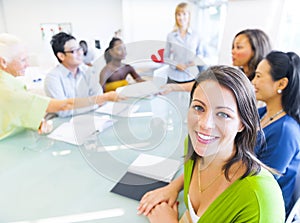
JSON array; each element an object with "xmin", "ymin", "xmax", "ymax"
[{"xmin": 63, "ymin": 47, "xmax": 83, "ymax": 54}]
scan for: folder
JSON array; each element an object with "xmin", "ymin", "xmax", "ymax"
[{"xmin": 111, "ymin": 154, "xmax": 181, "ymax": 201}]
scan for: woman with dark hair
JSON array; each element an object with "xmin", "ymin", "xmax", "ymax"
[
  {"xmin": 99, "ymin": 37, "xmax": 144, "ymax": 92},
  {"xmin": 252, "ymin": 50, "xmax": 300, "ymax": 217},
  {"xmin": 138, "ymin": 65, "xmax": 285, "ymax": 222},
  {"xmin": 232, "ymin": 29, "xmax": 272, "ymax": 81},
  {"xmin": 160, "ymin": 28, "xmax": 271, "ymax": 94}
]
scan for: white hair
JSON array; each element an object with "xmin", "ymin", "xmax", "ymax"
[{"xmin": 0, "ymin": 33, "xmax": 23, "ymax": 62}]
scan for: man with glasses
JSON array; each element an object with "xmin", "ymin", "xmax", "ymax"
[
  {"xmin": 45, "ymin": 32, "xmax": 117, "ymax": 117},
  {"xmin": 0, "ymin": 33, "xmax": 119, "ymax": 140}
]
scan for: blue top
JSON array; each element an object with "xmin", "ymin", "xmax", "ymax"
[
  {"xmin": 44, "ymin": 63, "xmax": 102, "ymax": 117},
  {"xmin": 255, "ymin": 106, "xmax": 300, "ymax": 216},
  {"xmin": 163, "ymin": 28, "xmax": 207, "ymax": 82}
]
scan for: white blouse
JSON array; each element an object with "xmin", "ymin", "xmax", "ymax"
[{"xmin": 188, "ymin": 194, "xmax": 200, "ymax": 223}]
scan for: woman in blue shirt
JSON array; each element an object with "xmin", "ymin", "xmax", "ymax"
[{"xmin": 252, "ymin": 51, "xmax": 300, "ymax": 217}]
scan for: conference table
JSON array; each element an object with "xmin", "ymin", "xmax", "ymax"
[{"xmin": 0, "ymin": 92, "xmax": 190, "ymax": 223}]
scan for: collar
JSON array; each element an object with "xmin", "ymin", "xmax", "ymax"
[
  {"xmin": 174, "ymin": 27, "xmax": 193, "ymax": 36},
  {"xmin": 58, "ymin": 63, "xmax": 85, "ymax": 78}
]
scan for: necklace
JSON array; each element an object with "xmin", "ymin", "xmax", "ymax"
[
  {"xmin": 197, "ymin": 160, "xmax": 223, "ymax": 193},
  {"xmin": 261, "ymin": 109, "xmax": 284, "ymax": 126}
]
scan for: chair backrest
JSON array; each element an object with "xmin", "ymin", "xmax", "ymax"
[
  {"xmin": 293, "ymin": 164, "xmax": 300, "ymax": 202},
  {"xmin": 151, "ymin": 48, "xmax": 164, "ymax": 63},
  {"xmin": 286, "ymin": 164, "xmax": 300, "ymax": 223},
  {"xmin": 286, "ymin": 197, "xmax": 300, "ymax": 223}
]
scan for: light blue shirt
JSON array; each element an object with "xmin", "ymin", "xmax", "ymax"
[
  {"xmin": 164, "ymin": 28, "xmax": 207, "ymax": 82},
  {"xmin": 44, "ymin": 63, "xmax": 103, "ymax": 117}
]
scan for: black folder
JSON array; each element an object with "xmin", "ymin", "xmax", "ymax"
[{"xmin": 110, "ymin": 171, "xmax": 169, "ymax": 201}]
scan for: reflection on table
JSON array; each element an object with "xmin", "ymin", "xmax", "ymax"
[{"xmin": 0, "ymin": 92, "xmax": 190, "ymax": 223}]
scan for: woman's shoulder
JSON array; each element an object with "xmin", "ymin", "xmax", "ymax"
[
  {"xmin": 282, "ymin": 115, "xmax": 300, "ymax": 128},
  {"xmin": 269, "ymin": 115, "xmax": 300, "ymax": 136},
  {"xmin": 100, "ymin": 64, "xmax": 113, "ymax": 74},
  {"xmin": 123, "ymin": 64, "xmax": 133, "ymax": 69},
  {"xmin": 239, "ymin": 168, "xmax": 283, "ymax": 199},
  {"xmin": 236, "ymin": 168, "xmax": 285, "ymax": 220},
  {"xmin": 166, "ymin": 30, "xmax": 179, "ymax": 39}
]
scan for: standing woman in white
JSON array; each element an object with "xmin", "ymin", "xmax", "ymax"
[{"xmin": 164, "ymin": 2, "xmax": 208, "ymax": 83}]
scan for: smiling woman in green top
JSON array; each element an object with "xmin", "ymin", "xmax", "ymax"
[{"xmin": 138, "ymin": 65, "xmax": 285, "ymax": 222}]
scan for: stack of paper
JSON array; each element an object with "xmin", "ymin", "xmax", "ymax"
[
  {"xmin": 47, "ymin": 114, "xmax": 115, "ymax": 145},
  {"xmin": 95, "ymin": 101, "xmax": 139, "ymax": 117}
]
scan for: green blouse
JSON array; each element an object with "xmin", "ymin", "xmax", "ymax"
[{"xmin": 183, "ymin": 140, "xmax": 285, "ymax": 223}]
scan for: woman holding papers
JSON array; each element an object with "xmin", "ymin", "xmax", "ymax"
[
  {"xmin": 163, "ymin": 2, "xmax": 208, "ymax": 83},
  {"xmin": 138, "ymin": 66, "xmax": 285, "ymax": 222}
]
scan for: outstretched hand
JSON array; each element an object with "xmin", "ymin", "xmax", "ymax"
[{"xmin": 105, "ymin": 91, "xmax": 127, "ymax": 102}]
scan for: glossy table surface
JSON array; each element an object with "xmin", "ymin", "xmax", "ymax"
[{"xmin": 0, "ymin": 92, "xmax": 190, "ymax": 223}]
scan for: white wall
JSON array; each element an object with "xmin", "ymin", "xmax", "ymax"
[
  {"xmin": 0, "ymin": 0, "xmax": 289, "ymax": 70},
  {"xmin": 1, "ymin": 0, "xmax": 123, "ymax": 69},
  {"xmin": 0, "ymin": 0, "xmax": 6, "ymax": 33},
  {"xmin": 120, "ymin": 0, "xmax": 208, "ymax": 72},
  {"xmin": 218, "ymin": 0, "xmax": 285, "ymax": 65},
  {"xmin": 122, "ymin": 0, "xmax": 199, "ymax": 43}
]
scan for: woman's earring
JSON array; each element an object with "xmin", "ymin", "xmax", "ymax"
[{"xmin": 277, "ymin": 89, "xmax": 282, "ymax": 94}]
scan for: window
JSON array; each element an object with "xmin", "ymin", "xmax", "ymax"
[
  {"xmin": 192, "ymin": 0, "xmax": 227, "ymax": 64},
  {"xmin": 277, "ymin": 0, "xmax": 300, "ymax": 54}
]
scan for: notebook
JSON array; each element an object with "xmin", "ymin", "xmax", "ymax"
[{"xmin": 111, "ymin": 154, "xmax": 181, "ymax": 201}]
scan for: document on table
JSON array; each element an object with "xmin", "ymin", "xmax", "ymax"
[
  {"xmin": 111, "ymin": 154, "xmax": 181, "ymax": 201},
  {"xmin": 47, "ymin": 114, "xmax": 115, "ymax": 145},
  {"xmin": 95, "ymin": 101, "xmax": 140, "ymax": 117}
]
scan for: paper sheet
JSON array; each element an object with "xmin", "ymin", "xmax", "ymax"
[
  {"xmin": 48, "ymin": 114, "xmax": 115, "ymax": 145},
  {"xmin": 127, "ymin": 154, "xmax": 181, "ymax": 183},
  {"xmin": 95, "ymin": 101, "xmax": 140, "ymax": 117}
]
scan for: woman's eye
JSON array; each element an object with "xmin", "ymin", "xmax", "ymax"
[
  {"xmin": 217, "ymin": 112, "xmax": 230, "ymax": 119},
  {"xmin": 192, "ymin": 105, "xmax": 204, "ymax": 112}
]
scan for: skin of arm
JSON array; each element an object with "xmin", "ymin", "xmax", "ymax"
[
  {"xmin": 46, "ymin": 91, "xmax": 120, "ymax": 113},
  {"xmin": 137, "ymin": 174, "xmax": 184, "ymax": 216},
  {"xmin": 127, "ymin": 65, "xmax": 144, "ymax": 82},
  {"xmin": 99, "ymin": 66, "xmax": 110, "ymax": 89},
  {"xmin": 160, "ymin": 82, "xmax": 194, "ymax": 95},
  {"xmin": 175, "ymin": 61, "xmax": 195, "ymax": 71}
]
